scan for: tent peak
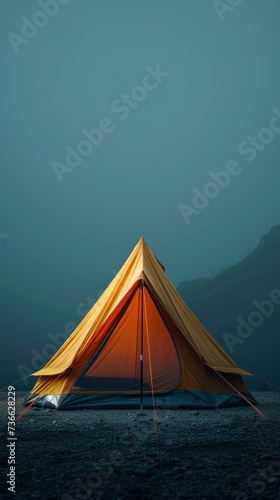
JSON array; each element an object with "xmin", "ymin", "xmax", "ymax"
[
  {"xmin": 135, "ymin": 237, "xmax": 165, "ymax": 272},
  {"xmin": 137, "ymin": 236, "xmax": 148, "ymax": 249}
]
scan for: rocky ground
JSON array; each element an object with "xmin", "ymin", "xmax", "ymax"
[{"xmin": 0, "ymin": 391, "xmax": 280, "ymax": 499}]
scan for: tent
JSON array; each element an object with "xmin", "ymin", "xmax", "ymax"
[{"xmin": 25, "ymin": 238, "xmax": 256, "ymax": 410}]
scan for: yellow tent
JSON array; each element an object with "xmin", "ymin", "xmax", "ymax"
[{"xmin": 26, "ymin": 238, "xmax": 255, "ymax": 409}]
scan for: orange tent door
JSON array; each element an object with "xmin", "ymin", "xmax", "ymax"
[{"xmin": 78, "ymin": 284, "xmax": 181, "ymax": 393}]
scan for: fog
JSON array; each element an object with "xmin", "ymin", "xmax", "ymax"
[{"xmin": 1, "ymin": 0, "xmax": 280, "ymax": 387}]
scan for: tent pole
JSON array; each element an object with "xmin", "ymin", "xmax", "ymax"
[
  {"xmin": 143, "ymin": 286, "xmax": 159, "ymax": 444},
  {"xmin": 140, "ymin": 353, "xmax": 143, "ymax": 410},
  {"xmin": 140, "ymin": 280, "xmax": 144, "ymax": 411}
]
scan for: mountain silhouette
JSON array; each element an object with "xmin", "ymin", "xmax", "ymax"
[{"xmin": 177, "ymin": 225, "xmax": 280, "ymax": 388}]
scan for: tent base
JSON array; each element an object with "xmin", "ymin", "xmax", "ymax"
[{"xmin": 24, "ymin": 390, "xmax": 257, "ymax": 410}]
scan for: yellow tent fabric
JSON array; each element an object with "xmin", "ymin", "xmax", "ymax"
[{"xmin": 31, "ymin": 238, "xmax": 250, "ymax": 397}]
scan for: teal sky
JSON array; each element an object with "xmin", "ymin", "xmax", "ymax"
[{"xmin": 1, "ymin": 0, "xmax": 280, "ymax": 385}]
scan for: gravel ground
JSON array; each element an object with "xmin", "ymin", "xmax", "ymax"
[{"xmin": 0, "ymin": 391, "xmax": 280, "ymax": 499}]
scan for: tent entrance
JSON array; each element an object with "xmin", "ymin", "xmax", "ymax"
[{"xmin": 74, "ymin": 282, "xmax": 181, "ymax": 394}]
